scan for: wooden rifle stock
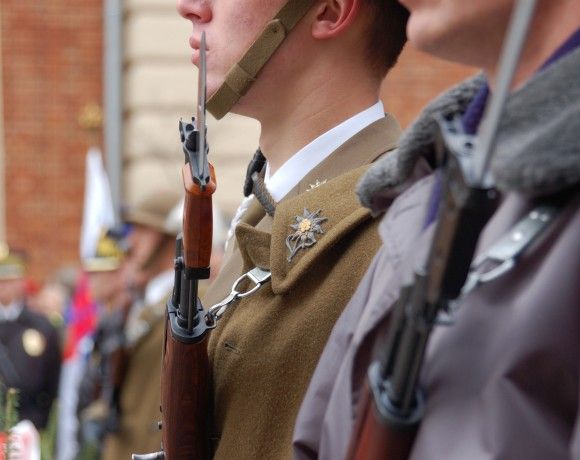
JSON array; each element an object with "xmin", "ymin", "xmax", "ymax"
[
  {"xmin": 161, "ymin": 316, "xmax": 211, "ymax": 459},
  {"xmin": 181, "ymin": 163, "xmax": 216, "ymax": 270},
  {"xmin": 160, "ymin": 164, "xmax": 216, "ymax": 460},
  {"xmin": 346, "ymin": 383, "xmax": 416, "ymax": 460}
]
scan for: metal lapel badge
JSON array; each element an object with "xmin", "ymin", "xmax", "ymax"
[{"xmin": 286, "ymin": 208, "xmax": 328, "ymax": 262}]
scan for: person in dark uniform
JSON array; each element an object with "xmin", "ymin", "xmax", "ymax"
[{"xmin": 0, "ymin": 243, "xmax": 61, "ymax": 430}]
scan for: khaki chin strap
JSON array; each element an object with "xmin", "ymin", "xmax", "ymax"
[{"xmin": 207, "ymin": 0, "xmax": 314, "ymax": 119}]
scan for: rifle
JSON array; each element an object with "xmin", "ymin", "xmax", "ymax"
[
  {"xmin": 133, "ymin": 32, "xmax": 215, "ymax": 460},
  {"xmin": 346, "ymin": 2, "xmax": 537, "ymax": 458}
]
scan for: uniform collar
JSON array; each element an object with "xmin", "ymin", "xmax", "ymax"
[
  {"xmin": 206, "ymin": 114, "xmax": 401, "ymax": 306},
  {"xmin": 226, "ymin": 108, "xmax": 399, "ymax": 250},
  {"xmin": 264, "ymin": 101, "xmax": 386, "ymax": 202},
  {"xmin": 235, "ymin": 116, "xmax": 402, "ymax": 292},
  {"xmin": 540, "ymin": 27, "xmax": 580, "ymax": 71},
  {"xmin": 359, "ymin": 44, "xmax": 580, "ymax": 207},
  {"xmin": 462, "ymin": 27, "xmax": 580, "ymax": 136}
]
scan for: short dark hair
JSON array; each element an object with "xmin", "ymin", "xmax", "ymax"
[{"xmin": 364, "ymin": 0, "xmax": 409, "ymax": 77}]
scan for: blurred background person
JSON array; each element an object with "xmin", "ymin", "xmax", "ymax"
[
  {"xmin": 0, "ymin": 243, "xmax": 61, "ymax": 432},
  {"xmin": 101, "ymin": 189, "xmax": 181, "ymax": 460},
  {"xmin": 28, "ymin": 281, "xmax": 66, "ymax": 329},
  {"xmin": 27, "ymin": 266, "xmax": 78, "ymax": 459},
  {"xmin": 56, "ymin": 269, "xmax": 98, "ymax": 460},
  {"xmin": 74, "ymin": 226, "xmax": 130, "ymax": 460},
  {"xmin": 28, "ymin": 268, "xmax": 77, "ymax": 333}
]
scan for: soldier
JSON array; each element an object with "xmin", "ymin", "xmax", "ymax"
[
  {"xmin": 294, "ymin": 1, "xmax": 580, "ymax": 459},
  {"xmin": 176, "ymin": 0, "xmax": 409, "ymax": 458},
  {"xmin": 75, "ymin": 227, "xmax": 130, "ymax": 458},
  {"xmin": 0, "ymin": 244, "xmax": 61, "ymax": 431},
  {"xmin": 83, "ymin": 228, "xmax": 128, "ymax": 313},
  {"xmin": 101, "ymin": 189, "xmax": 182, "ymax": 460}
]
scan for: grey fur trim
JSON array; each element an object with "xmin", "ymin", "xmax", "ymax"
[
  {"xmin": 492, "ymin": 46, "xmax": 580, "ymax": 196},
  {"xmin": 357, "ymin": 74, "xmax": 486, "ymax": 212},
  {"xmin": 358, "ymin": 45, "xmax": 580, "ymax": 210}
]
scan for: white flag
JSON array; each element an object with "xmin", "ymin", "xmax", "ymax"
[{"xmin": 79, "ymin": 147, "xmax": 116, "ymax": 260}]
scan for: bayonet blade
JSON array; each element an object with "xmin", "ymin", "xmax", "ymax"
[
  {"xmin": 197, "ymin": 32, "xmax": 207, "ymax": 170},
  {"xmin": 180, "ymin": 31, "xmax": 210, "ymax": 188}
]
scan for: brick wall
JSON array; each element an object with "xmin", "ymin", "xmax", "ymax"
[
  {"xmin": 383, "ymin": 46, "xmax": 476, "ymax": 128},
  {"xmin": 2, "ymin": 0, "xmax": 103, "ymax": 281},
  {"xmin": 2, "ymin": 4, "xmax": 474, "ymax": 282}
]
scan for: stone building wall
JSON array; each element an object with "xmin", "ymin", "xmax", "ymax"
[{"xmin": 123, "ymin": 0, "xmax": 261, "ymax": 216}]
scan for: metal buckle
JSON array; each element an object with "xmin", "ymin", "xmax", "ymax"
[
  {"xmin": 205, "ymin": 267, "xmax": 271, "ymax": 328},
  {"xmin": 237, "ymin": 267, "xmax": 272, "ymax": 298},
  {"xmin": 462, "ymin": 205, "xmax": 559, "ymax": 295}
]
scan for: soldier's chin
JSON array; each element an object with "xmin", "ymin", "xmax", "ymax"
[
  {"xmin": 228, "ymin": 92, "xmax": 256, "ymax": 119},
  {"xmin": 406, "ymin": 13, "xmax": 480, "ymax": 66},
  {"xmin": 206, "ymin": 78, "xmax": 219, "ymax": 99},
  {"xmin": 406, "ymin": 11, "xmax": 454, "ymax": 53}
]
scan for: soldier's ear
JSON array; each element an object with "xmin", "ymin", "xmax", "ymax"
[{"xmin": 311, "ymin": 0, "xmax": 362, "ymax": 40}]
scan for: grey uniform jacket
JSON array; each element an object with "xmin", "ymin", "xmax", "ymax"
[{"xmin": 293, "ymin": 45, "xmax": 580, "ymax": 460}]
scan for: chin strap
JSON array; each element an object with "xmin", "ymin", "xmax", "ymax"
[{"xmin": 207, "ymin": 0, "xmax": 314, "ymax": 119}]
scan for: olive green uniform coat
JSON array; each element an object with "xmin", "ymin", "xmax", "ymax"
[{"xmin": 203, "ymin": 116, "xmax": 401, "ymax": 459}]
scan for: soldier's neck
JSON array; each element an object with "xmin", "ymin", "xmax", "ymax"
[
  {"xmin": 487, "ymin": 4, "xmax": 580, "ymax": 91},
  {"xmin": 257, "ymin": 72, "xmax": 380, "ymax": 175}
]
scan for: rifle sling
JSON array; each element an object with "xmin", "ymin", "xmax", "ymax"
[{"xmin": 207, "ymin": 0, "xmax": 314, "ymax": 119}]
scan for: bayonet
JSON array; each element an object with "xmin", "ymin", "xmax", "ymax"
[
  {"xmin": 134, "ymin": 30, "xmax": 216, "ymax": 460},
  {"xmin": 180, "ymin": 32, "xmax": 210, "ymax": 189}
]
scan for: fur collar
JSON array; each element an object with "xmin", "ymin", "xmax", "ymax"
[{"xmin": 359, "ymin": 46, "xmax": 580, "ymax": 213}]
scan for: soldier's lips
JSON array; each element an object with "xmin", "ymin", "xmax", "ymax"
[
  {"xmin": 189, "ymin": 36, "xmax": 201, "ymax": 48},
  {"xmin": 188, "ymin": 36, "xmax": 208, "ymax": 66},
  {"xmin": 190, "ymin": 49, "xmax": 200, "ymax": 65},
  {"xmin": 189, "ymin": 49, "xmax": 210, "ymax": 66}
]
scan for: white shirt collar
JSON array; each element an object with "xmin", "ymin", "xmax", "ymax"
[
  {"xmin": 264, "ymin": 101, "xmax": 384, "ymax": 201},
  {"xmin": 144, "ymin": 270, "xmax": 174, "ymax": 307},
  {"xmin": 224, "ymin": 101, "xmax": 384, "ymax": 251}
]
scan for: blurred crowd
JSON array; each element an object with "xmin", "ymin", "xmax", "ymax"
[{"xmin": 0, "ymin": 188, "xmax": 229, "ymax": 459}]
